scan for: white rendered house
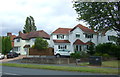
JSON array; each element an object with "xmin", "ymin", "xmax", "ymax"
[
  {"xmin": 50, "ymin": 24, "xmax": 98, "ymax": 54},
  {"xmin": 50, "ymin": 24, "xmax": 118, "ymax": 54},
  {"xmin": 13, "ymin": 30, "xmax": 50, "ymax": 55}
]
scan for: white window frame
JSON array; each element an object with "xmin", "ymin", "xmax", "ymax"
[
  {"xmin": 57, "ymin": 35, "xmax": 65, "ymax": 39},
  {"xmin": 58, "ymin": 45, "xmax": 67, "ymax": 49}
]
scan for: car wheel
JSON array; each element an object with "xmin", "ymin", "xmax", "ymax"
[{"xmin": 56, "ymin": 54, "xmax": 60, "ymax": 58}]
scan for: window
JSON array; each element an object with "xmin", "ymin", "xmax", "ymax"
[
  {"xmin": 16, "ymin": 38, "xmax": 20, "ymax": 42},
  {"xmin": 108, "ymin": 36, "xmax": 116, "ymax": 41},
  {"xmin": 26, "ymin": 40, "xmax": 29, "ymax": 43},
  {"xmin": 76, "ymin": 33, "xmax": 80, "ymax": 38},
  {"xmin": 85, "ymin": 34, "xmax": 93, "ymax": 38},
  {"xmin": 58, "ymin": 45, "xmax": 67, "ymax": 49},
  {"xmin": 13, "ymin": 47, "xmax": 20, "ymax": 51},
  {"xmin": 57, "ymin": 35, "xmax": 64, "ymax": 39}
]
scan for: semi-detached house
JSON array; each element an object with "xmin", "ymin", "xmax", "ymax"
[
  {"xmin": 50, "ymin": 24, "xmax": 117, "ymax": 54},
  {"xmin": 13, "ymin": 30, "xmax": 50, "ymax": 55}
]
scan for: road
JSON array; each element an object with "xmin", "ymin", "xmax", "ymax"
[{"xmin": 1, "ymin": 66, "xmax": 103, "ymax": 75}]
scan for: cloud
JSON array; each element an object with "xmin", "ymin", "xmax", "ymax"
[{"xmin": 0, "ymin": 0, "xmax": 86, "ymax": 36}]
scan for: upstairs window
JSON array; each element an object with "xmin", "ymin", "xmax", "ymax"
[
  {"xmin": 16, "ymin": 38, "xmax": 20, "ymax": 42},
  {"xmin": 108, "ymin": 36, "xmax": 116, "ymax": 41},
  {"xmin": 57, "ymin": 35, "xmax": 64, "ymax": 39},
  {"xmin": 76, "ymin": 33, "xmax": 80, "ymax": 38},
  {"xmin": 26, "ymin": 40, "xmax": 29, "ymax": 43},
  {"xmin": 85, "ymin": 34, "xmax": 93, "ymax": 38}
]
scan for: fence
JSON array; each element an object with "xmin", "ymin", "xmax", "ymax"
[{"xmin": 29, "ymin": 48, "xmax": 54, "ymax": 56}]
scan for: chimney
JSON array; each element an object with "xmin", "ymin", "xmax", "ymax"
[
  {"xmin": 19, "ymin": 31, "xmax": 22, "ymax": 36},
  {"xmin": 7, "ymin": 32, "xmax": 12, "ymax": 36}
]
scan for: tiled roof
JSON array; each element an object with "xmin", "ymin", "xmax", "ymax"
[
  {"xmin": 73, "ymin": 39, "xmax": 85, "ymax": 45},
  {"xmin": 52, "ymin": 28, "xmax": 72, "ymax": 34},
  {"xmin": 52, "ymin": 24, "xmax": 96, "ymax": 34},
  {"xmin": 15, "ymin": 30, "xmax": 50, "ymax": 40},
  {"xmin": 85, "ymin": 41, "xmax": 95, "ymax": 45},
  {"xmin": 71, "ymin": 24, "xmax": 96, "ymax": 34},
  {"xmin": 53, "ymin": 40, "xmax": 70, "ymax": 43}
]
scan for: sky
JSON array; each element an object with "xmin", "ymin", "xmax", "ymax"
[{"xmin": 0, "ymin": 0, "xmax": 89, "ymax": 36}]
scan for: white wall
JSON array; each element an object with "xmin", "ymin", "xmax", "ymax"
[{"xmin": 14, "ymin": 38, "xmax": 50, "ymax": 55}]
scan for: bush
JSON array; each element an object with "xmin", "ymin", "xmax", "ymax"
[
  {"xmin": 70, "ymin": 51, "xmax": 89, "ymax": 59},
  {"xmin": 102, "ymin": 53, "xmax": 111, "ymax": 58},
  {"xmin": 95, "ymin": 43, "xmax": 120, "ymax": 58},
  {"xmin": 80, "ymin": 51, "xmax": 89, "ymax": 58},
  {"xmin": 70, "ymin": 52, "xmax": 81, "ymax": 59},
  {"xmin": 34, "ymin": 37, "xmax": 48, "ymax": 50}
]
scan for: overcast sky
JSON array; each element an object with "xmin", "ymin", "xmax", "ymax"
[{"xmin": 0, "ymin": 0, "xmax": 89, "ymax": 36}]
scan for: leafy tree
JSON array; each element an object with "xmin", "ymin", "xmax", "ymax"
[
  {"xmin": 34, "ymin": 37, "xmax": 48, "ymax": 50},
  {"xmin": 2, "ymin": 37, "xmax": 5, "ymax": 54},
  {"xmin": 73, "ymin": 2, "xmax": 120, "ymax": 34},
  {"xmin": 23, "ymin": 16, "xmax": 37, "ymax": 33},
  {"xmin": 2, "ymin": 36, "xmax": 12, "ymax": 55}
]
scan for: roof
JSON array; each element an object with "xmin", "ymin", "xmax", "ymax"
[
  {"xmin": 53, "ymin": 40, "xmax": 70, "ymax": 43},
  {"xmin": 73, "ymin": 39, "xmax": 85, "ymax": 45},
  {"xmin": 85, "ymin": 41, "xmax": 95, "ymax": 45},
  {"xmin": 71, "ymin": 24, "xmax": 96, "ymax": 34},
  {"xmin": 15, "ymin": 30, "xmax": 50, "ymax": 40},
  {"xmin": 52, "ymin": 24, "xmax": 96, "ymax": 34},
  {"xmin": 52, "ymin": 28, "xmax": 72, "ymax": 34},
  {"xmin": 24, "ymin": 45, "xmax": 30, "ymax": 48}
]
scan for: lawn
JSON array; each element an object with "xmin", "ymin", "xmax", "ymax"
[
  {"xmin": 79, "ymin": 60, "xmax": 119, "ymax": 68},
  {"xmin": 1, "ymin": 62, "xmax": 119, "ymax": 74}
]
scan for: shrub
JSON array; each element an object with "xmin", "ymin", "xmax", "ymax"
[
  {"xmin": 70, "ymin": 52, "xmax": 81, "ymax": 59},
  {"xmin": 102, "ymin": 53, "xmax": 111, "ymax": 58},
  {"xmin": 95, "ymin": 43, "xmax": 120, "ymax": 58},
  {"xmin": 34, "ymin": 37, "xmax": 48, "ymax": 50}
]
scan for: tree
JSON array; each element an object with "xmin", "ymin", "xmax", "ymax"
[
  {"xmin": 2, "ymin": 36, "xmax": 12, "ymax": 55},
  {"xmin": 23, "ymin": 16, "xmax": 37, "ymax": 33},
  {"xmin": 73, "ymin": 1, "xmax": 120, "ymax": 34},
  {"xmin": 34, "ymin": 37, "xmax": 48, "ymax": 50}
]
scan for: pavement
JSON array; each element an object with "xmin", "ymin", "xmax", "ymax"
[{"xmin": 0, "ymin": 55, "xmax": 26, "ymax": 63}]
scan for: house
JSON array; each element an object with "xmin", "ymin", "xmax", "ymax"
[
  {"xmin": 98, "ymin": 29, "xmax": 118, "ymax": 44},
  {"xmin": 50, "ymin": 24, "xmax": 98, "ymax": 54},
  {"xmin": 50, "ymin": 24, "xmax": 118, "ymax": 54},
  {"xmin": 13, "ymin": 30, "xmax": 50, "ymax": 55}
]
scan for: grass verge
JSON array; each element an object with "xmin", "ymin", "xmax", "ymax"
[
  {"xmin": 1, "ymin": 63, "xmax": 118, "ymax": 74},
  {"xmin": 79, "ymin": 60, "xmax": 119, "ymax": 68}
]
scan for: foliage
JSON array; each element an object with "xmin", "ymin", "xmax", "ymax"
[
  {"xmin": 73, "ymin": 2, "xmax": 120, "ymax": 32},
  {"xmin": 87, "ymin": 44, "xmax": 95, "ymax": 55},
  {"xmin": 70, "ymin": 51, "xmax": 89, "ymax": 59},
  {"xmin": 95, "ymin": 43, "xmax": 120, "ymax": 58},
  {"xmin": 23, "ymin": 16, "xmax": 37, "ymax": 33},
  {"xmin": 70, "ymin": 52, "xmax": 81, "ymax": 59},
  {"xmin": 34, "ymin": 37, "xmax": 48, "ymax": 50},
  {"xmin": 2, "ymin": 36, "xmax": 12, "ymax": 55}
]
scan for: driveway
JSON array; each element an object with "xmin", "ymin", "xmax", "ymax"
[{"xmin": 0, "ymin": 55, "xmax": 26, "ymax": 62}]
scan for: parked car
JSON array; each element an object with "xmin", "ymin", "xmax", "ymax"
[
  {"xmin": 54, "ymin": 49, "xmax": 72, "ymax": 58},
  {"xmin": 7, "ymin": 52, "xmax": 19, "ymax": 58},
  {"xmin": 0, "ymin": 53, "xmax": 5, "ymax": 59}
]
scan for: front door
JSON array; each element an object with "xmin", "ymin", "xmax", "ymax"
[
  {"xmin": 75, "ymin": 45, "xmax": 81, "ymax": 52},
  {"xmin": 24, "ymin": 48, "xmax": 28, "ymax": 55}
]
